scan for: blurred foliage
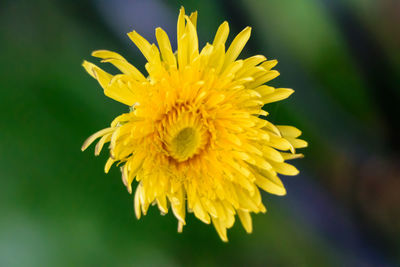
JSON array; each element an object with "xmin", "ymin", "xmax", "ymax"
[{"xmin": 1, "ymin": 0, "xmax": 399, "ymax": 266}]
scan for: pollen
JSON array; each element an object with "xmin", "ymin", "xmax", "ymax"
[{"xmin": 81, "ymin": 7, "xmax": 307, "ymax": 242}]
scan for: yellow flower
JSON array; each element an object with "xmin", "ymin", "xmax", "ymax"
[{"xmin": 81, "ymin": 7, "xmax": 307, "ymax": 241}]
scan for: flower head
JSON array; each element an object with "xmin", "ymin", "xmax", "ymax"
[{"xmin": 81, "ymin": 7, "xmax": 307, "ymax": 241}]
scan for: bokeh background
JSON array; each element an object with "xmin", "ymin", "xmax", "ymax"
[{"xmin": 1, "ymin": 0, "xmax": 400, "ymax": 266}]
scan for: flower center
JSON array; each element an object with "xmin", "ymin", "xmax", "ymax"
[
  {"xmin": 161, "ymin": 109, "xmax": 209, "ymax": 162},
  {"xmin": 169, "ymin": 127, "xmax": 201, "ymax": 161}
]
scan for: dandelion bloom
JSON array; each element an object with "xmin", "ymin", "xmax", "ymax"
[{"xmin": 81, "ymin": 7, "xmax": 307, "ymax": 241}]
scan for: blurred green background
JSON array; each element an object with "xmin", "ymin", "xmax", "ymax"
[{"xmin": 1, "ymin": 0, "xmax": 400, "ymax": 266}]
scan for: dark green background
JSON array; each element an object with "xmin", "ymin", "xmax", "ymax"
[{"xmin": 1, "ymin": 0, "xmax": 399, "ymax": 266}]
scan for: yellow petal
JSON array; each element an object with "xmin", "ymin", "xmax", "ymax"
[
  {"xmin": 156, "ymin": 195, "xmax": 168, "ymax": 214},
  {"xmin": 155, "ymin": 28, "xmax": 177, "ymax": 68},
  {"xmin": 104, "ymin": 157, "xmax": 115, "ymax": 173},
  {"xmin": 262, "ymin": 88, "xmax": 294, "ymax": 104},
  {"xmin": 134, "ymin": 184, "xmax": 142, "ymax": 219},
  {"xmin": 277, "ymin": 125, "xmax": 302, "ymax": 138},
  {"xmin": 177, "ymin": 6, "xmax": 186, "ymax": 41},
  {"xmin": 281, "ymin": 152, "xmax": 304, "ymax": 160},
  {"xmin": 177, "ymin": 7, "xmax": 188, "ymax": 69},
  {"xmin": 193, "ymin": 200, "xmax": 211, "ymax": 224},
  {"xmin": 177, "ymin": 33, "xmax": 188, "ymax": 70},
  {"xmin": 220, "ymin": 59, "xmax": 243, "ymax": 78},
  {"xmin": 226, "ymin": 158, "xmax": 251, "ymax": 178},
  {"xmin": 251, "ymin": 154, "xmax": 273, "ymax": 171},
  {"xmin": 261, "ymin": 146, "xmax": 284, "ymax": 162},
  {"xmin": 81, "ymin": 127, "xmax": 114, "ymax": 151},
  {"xmin": 235, "ymin": 187, "xmax": 259, "ymax": 211},
  {"xmin": 235, "ymin": 55, "xmax": 266, "ymax": 77},
  {"xmin": 212, "ymin": 218, "xmax": 228, "ymax": 242},
  {"xmin": 82, "ymin": 60, "xmax": 112, "ymax": 89},
  {"xmin": 127, "ymin": 31, "xmax": 160, "ymax": 63},
  {"xmin": 121, "ymin": 165, "xmax": 132, "ymax": 194},
  {"xmin": 127, "ymin": 151, "xmax": 146, "ymax": 184},
  {"xmin": 255, "ymin": 85, "xmax": 275, "ymax": 97},
  {"xmin": 260, "ymin": 59, "xmax": 278, "ymax": 70},
  {"xmin": 94, "ymin": 133, "xmax": 111, "ymax": 156},
  {"xmin": 207, "ymin": 43, "xmax": 225, "ymax": 73},
  {"xmin": 213, "ymin": 201, "xmax": 227, "ymax": 222},
  {"xmin": 177, "ymin": 221, "xmax": 184, "ymax": 233},
  {"xmin": 242, "ymin": 55, "xmax": 266, "ymax": 69},
  {"xmin": 189, "ymin": 11, "xmax": 198, "ymax": 27},
  {"xmin": 270, "ymin": 161, "xmax": 299, "ymax": 176},
  {"xmin": 91, "ymin": 50, "xmax": 146, "ymax": 81},
  {"xmin": 105, "ymin": 74, "xmax": 136, "ymax": 105},
  {"xmin": 223, "ymin": 27, "xmax": 251, "ymax": 70},
  {"xmin": 263, "ymin": 120, "xmax": 281, "ymax": 137},
  {"xmin": 185, "ymin": 16, "xmax": 199, "ymax": 61},
  {"xmin": 254, "ymin": 170, "xmax": 286, "ymax": 196},
  {"xmin": 237, "ymin": 210, "xmax": 253, "ymax": 233},
  {"xmin": 287, "ymin": 137, "xmax": 308, "ymax": 149},
  {"xmin": 247, "ymin": 70, "xmax": 280, "ymax": 89},
  {"xmin": 170, "ymin": 189, "xmax": 186, "ymax": 224},
  {"xmin": 213, "ymin": 21, "xmax": 229, "ymax": 47}
]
